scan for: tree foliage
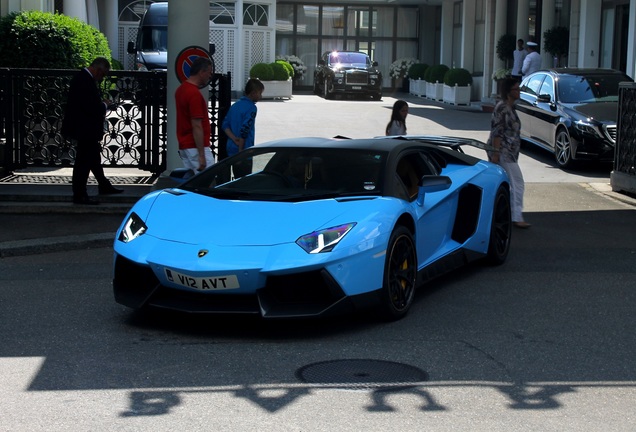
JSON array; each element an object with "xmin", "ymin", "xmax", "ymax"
[
  {"xmin": 496, "ymin": 34, "xmax": 517, "ymax": 64},
  {"xmin": 0, "ymin": 11, "xmax": 111, "ymax": 69},
  {"xmin": 543, "ymin": 26, "xmax": 569, "ymax": 58}
]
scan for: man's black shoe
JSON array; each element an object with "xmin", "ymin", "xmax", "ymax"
[
  {"xmin": 98, "ymin": 186, "xmax": 124, "ymax": 195},
  {"xmin": 73, "ymin": 196, "xmax": 100, "ymax": 205}
]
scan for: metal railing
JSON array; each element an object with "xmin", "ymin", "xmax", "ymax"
[
  {"xmin": 0, "ymin": 68, "xmax": 231, "ymax": 176},
  {"xmin": 614, "ymin": 82, "xmax": 636, "ymax": 193}
]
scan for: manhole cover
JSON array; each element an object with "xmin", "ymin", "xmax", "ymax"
[{"xmin": 296, "ymin": 359, "xmax": 428, "ymax": 390}]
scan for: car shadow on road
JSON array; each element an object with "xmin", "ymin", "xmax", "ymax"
[{"xmin": 520, "ymin": 140, "xmax": 613, "ymax": 178}]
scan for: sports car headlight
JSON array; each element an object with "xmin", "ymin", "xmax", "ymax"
[
  {"xmin": 296, "ymin": 223, "xmax": 356, "ymax": 254},
  {"xmin": 118, "ymin": 212, "xmax": 147, "ymax": 243},
  {"xmin": 575, "ymin": 120, "xmax": 602, "ymax": 138}
]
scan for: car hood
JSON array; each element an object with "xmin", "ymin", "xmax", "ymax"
[
  {"xmin": 139, "ymin": 51, "xmax": 167, "ymax": 70},
  {"xmin": 142, "ymin": 190, "xmax": 384, "ymax": 246},
  {"xmin": 563, "ymin": 102, "xmax": 618, "ymax": 123}
]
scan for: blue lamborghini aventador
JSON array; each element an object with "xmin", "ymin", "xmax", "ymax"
[{"xmin": 113, "ymin": 136, "xmax": 511, "ymax": 320}]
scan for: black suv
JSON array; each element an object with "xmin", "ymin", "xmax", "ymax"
[{"xmin": 313, "ymin": 51, "xmax": 383, "ymax": 100}]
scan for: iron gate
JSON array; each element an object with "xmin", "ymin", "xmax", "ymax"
[{"xmin": 0, "ymin": 68, "xmax": 231, "ymax": 176}]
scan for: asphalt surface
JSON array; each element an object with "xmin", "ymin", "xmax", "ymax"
[{"xmin": 1, "ymin": 91, "xmax": 635, "ymax": 257}]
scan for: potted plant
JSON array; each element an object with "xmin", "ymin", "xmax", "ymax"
[
  {"xmin": 252, "ymin": 62, "xmax": 293, "ymax": 99},
  {"xmin": 442, "ymin": 67, "xmax": 473, "ymax": 105},
  {"xmin": 389, "ymin": 58, "xmax": 418, "ymax": 92},
  {"xmin": 544, "ymin": 26, "xmax": 569, "ymax": 67},
  {"xmin": 276, "ymin": 54, "xmax": 307, "ymax": 85},
  {"xmin": 408, "ymin": 63, "xmax": 428, "ymax": 97},
  {"xmin": 424, "ymin": 64, "xmax": 449, "ymax": 101}
]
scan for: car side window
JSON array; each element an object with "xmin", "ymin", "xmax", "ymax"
[
  {"xmin": 521, "ymin": 74, "xmax": 545, "ymax": 97},
  {"xmin": 394, "ymin": 152, "xmax": 438, "ymax": 201},
  {"xmin": 538, "ymin": 76, "xmax": 555, "ymax": 101}
]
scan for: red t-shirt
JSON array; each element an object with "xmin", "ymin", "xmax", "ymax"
[{"xmin": 175, "ymin": 81, "xmax": 211, "ymax": 149}]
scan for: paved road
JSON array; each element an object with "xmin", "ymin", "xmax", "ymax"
[
  {"xmin": 1, "ymin": 184, "xmax": 635, "ymax": 430},
  {"xmin": 1, "ymin": 91, "xmax": 636, "ymax": 431}
]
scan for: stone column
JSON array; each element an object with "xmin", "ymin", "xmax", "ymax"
[
  {"xmin": 165, "ymin": 0, "xmax": 210, "ymax": 173},
  {"xmin": 516, "ymin": 0, "xmax": 530, "ymax": 43}
]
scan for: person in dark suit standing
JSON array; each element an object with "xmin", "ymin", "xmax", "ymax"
[{"xmin": 61, "ymin": 57, "xmax": 122, "ymax": 204}]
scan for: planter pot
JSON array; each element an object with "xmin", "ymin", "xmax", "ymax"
[
  {"xmin": 261, "ymin": 79, "xmax": 293, "ymax": 99},
  {"xmin": 443, "ymin": 84, "xmax": 471, "ymax": 105},
  {"xmin": 409, "ymin": 79, "xmax": 426, "ymax": 97},
  {"xmin": 426, "ymin": 81, "xmax": 444, "ymax": 101}
]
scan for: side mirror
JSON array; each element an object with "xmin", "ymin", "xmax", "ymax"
[
  {"xmin": 372, "ymin": 61, "xmax": 378, "ymax": 67},
  {"xmin": 127, "ymin": 41, "xmax": 136, "ymax": 54},
  {"xmin": 537, "ymin": 93, "xmax": 551, "ymax": 103},
  {"xmin": 318, "ymin": 60, "xmax": 325, "ymax": 66},
  {"xmin": 416, "ymin": 175, "xmax": 452, "ymax": 206}
]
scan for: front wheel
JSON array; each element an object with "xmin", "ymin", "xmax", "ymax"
[
  {"xmin": 555, "ymin": 128, "xmax": 574, "ymax": 169},
  {"xmin": 323, "ymin": 78, "xmax": 332, "ymax": 99},
  {"xmin": 378, "ymin": 226, "xmax": 417, "ymax": 321},
  {"xmin": 485, "ymin": 185, "xmax": 511, "ymax": 265}
]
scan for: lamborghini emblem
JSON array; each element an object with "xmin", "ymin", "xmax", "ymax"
[{"xmin": 198, "ymin": 249, "xmax": 208, "ymax": 258}]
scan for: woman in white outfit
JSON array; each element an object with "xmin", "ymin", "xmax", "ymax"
[{"xmin": 487, "ymin": 77, "xmax": 531, "ymax": 229}]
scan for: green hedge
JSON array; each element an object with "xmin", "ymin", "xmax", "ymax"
[
  {"xmin": 408, "ymin": 63, "xmax": 428, "ymax": 80},
  {"xmin": 249, "ymin": 63, "xmax": 274, "ymax": 81},
  {"xmin": 270, "ymin": 62, "xmax": 290, "ymax": 81},
  {"xmin": 424, "ymin": 64, "xmax": 449, "ymax": 83},
  {"xmin": 0, "ymin": 11, "xmax": 111, "ymax": 68},
  {"xmin": 275, "ymin": 60, "xmax": 294, "ymax": 79},
  {"xmin": 444, "ymin": 68, "xmax": 473, "ymax": 86}
]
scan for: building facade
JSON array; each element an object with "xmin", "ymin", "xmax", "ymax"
[{"xmin": 1, "ymin": 0, "xmax": 635, "ymax": 100}]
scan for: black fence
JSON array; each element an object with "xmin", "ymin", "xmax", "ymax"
[
  {"xmin": 0, "ymin": 68, "xmax": 231, "ymax": 176},
  {"xmin": 614, "ymin": 82, "xmax": 636, "ymax": 194}
]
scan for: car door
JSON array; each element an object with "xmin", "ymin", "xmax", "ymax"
[
  {"xmin": 394, "ymin": 151, "xmax": 451, "ymax": 267},
  {"xmin": 532, "ymin": 74, "xmax": 559, "ymax": 147},
  {"xmin": 517, "ymin": 73, "xmax": 547, "ymax": 143}
]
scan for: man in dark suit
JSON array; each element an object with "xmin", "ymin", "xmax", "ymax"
[{"xmin": 61, "ymin": 57, "xmax": 122, "ymax": 204}]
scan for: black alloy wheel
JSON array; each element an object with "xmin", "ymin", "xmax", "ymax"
[
  {"xmin": 485, "ymin": 185, "xmax": 512, "ymax": 265},
  {"xmin": 379, "ymin": 225, "xmax": 417, "ymax": 320}
]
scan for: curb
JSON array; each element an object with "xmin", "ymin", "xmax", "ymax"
[{"xmin": 0, "ymin": 232, "xmax": 115, "ymax": 258}]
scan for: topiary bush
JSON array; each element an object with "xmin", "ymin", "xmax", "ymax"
[
  {"xmin": 275, "ymin": 60, "xmax": 294, "ymax": 79},
  {"xmin": 0, "ymin": 10, "xmax": 111, "ymax": 68},
  {"xmin": 424, "ymin": 64, "xmax": 449, "ymax": 83},
  {"xmin": 496, "ymin": 34, "xmax": 516, "ymax": 66},
  {"xmin": 270, "ymin": 62, "xmax": 290, "ymax": 81},
  {"xmin": 444, "ymin": 68, "xmax": 473, "ymax": 86},
  {"xmin": 408, "ymin": 63, "xmax": 429, "ymax": 80},
  {"xmin": 249, "ymin": 63, "xmax": 274, "ymax": 80}
]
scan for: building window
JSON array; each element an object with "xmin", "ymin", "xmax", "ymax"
[
  {"xmin": 211, "ymin": 2, "xmax": 235, "ymax": 25},
  {"xmin": 244, "ymin": 3, "xmax": 269, "ymax": 26}
]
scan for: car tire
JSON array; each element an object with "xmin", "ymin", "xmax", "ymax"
[
  {"xmin": 379, "ymin": 225, "xmax": 417, "ymax": 321},
  {"xmin": 323, "ymin": 78, "xmax": 332, "ymax": 100},
  {"xmin": 555, "ymin": 128, "xmax": 574, "ymax": 169},
  {"xmin": 485, "ymin": 185, "xmax": 512, "ymax": 265}
]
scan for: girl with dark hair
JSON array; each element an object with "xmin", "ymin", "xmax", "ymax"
[
  {"xmin": 487, "ymin": 77, "xmax": 531, "ymax": 228},
  {"xmin": 386, "ymin": 100, "xmax": 409, "ymax": 135}
]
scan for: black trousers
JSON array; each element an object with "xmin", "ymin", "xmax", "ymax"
[{"xmin": 72, "ymin": 139, "xmax": 109, "ymax": 198}]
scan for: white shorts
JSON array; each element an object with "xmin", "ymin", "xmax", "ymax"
[{"xmin": 178, "ymin": 147, "xmax": 215, "ymax": 172}]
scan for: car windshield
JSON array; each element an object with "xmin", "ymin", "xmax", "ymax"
[
  {"xmin": 140, "ymin": 27, "xmax": 167, "ymax": 51},
  {"xmin": 557, "ymin": 74, "xmax": 629, "ymax": 103},
  {"xmin": 180, "ymin": 146, "xmax": 387, "ymax": 202},
  {"xmin": 328, "ymin": 52, "xmax": 370, "ymax": 67}
]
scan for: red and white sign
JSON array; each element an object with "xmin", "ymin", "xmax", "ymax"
[{"xmin": 175, "ymin": 46, "xmax": 212, "ymax": 83}]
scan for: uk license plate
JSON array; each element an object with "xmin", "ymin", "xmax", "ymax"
[
  {"xmin": 164, "ymin": 268, "xmax": 240, "ymax": 291},
  {"xmin": 352, "ymin": 86, "xmax": 362, "ymax": 90}
]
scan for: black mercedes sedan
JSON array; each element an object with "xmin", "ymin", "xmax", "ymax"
[{"xmin": 517, "ymin": 68, "xmax": 632, "ymax": 168}]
